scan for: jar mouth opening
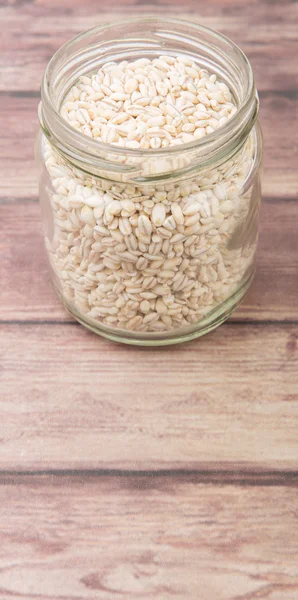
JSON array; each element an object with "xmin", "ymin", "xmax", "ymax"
[{"xmin": 40, "ymin": 17, "xmax": 258, "ymax": 178}]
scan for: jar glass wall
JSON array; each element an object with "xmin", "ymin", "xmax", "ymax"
[{"xmin": 36, "ymin": 18, "xmax": 262, "ymax": 345}]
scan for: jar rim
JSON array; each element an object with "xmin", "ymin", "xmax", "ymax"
[{"xmin": 40, "ymin": 16, "xmax": 258, "ymax": 180}]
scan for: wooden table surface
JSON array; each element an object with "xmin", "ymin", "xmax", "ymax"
[{"xmin": 1, "ymin": 0, "xmax": 298, "ymax": 598}]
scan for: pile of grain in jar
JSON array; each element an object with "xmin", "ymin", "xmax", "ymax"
[{"xmin": 44, "ymin": 54, "xmax": 255, "ymax": 333}]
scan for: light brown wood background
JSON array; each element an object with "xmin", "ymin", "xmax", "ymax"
[{"xmin": 0, "ymin": 0, "xmax": 298, "ymax": 598}]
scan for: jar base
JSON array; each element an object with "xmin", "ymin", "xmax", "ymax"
[{"xmin": 53, "ymin": 270, "xmax": 255, "ymax": 346}]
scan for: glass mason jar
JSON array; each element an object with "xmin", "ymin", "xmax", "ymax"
[{"xmin": 36, "ymin": 17, "xmax": 262, "ymax": 345}]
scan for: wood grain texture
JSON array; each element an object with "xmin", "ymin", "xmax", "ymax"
[
  {"xmin": 0, "ymin": 476, "xmax": 297, "ymax": 600},
  {"xmin": 1, "ymin": 1, "xmax": 298, "ymax": 597},
  {"xmin": 1, "ymin": 199, "xmax": 297, "ymax": 322},
  {"xmin": 0, "ymin": 322, "xmax": 297, "ymax": 470},
  {"xmin": 0, "ymin": 0, "xmax": 297, "ymax": 476},
  {"xmin": 1, "ymin": 0, "xmax": 297, "ymax": 92}
]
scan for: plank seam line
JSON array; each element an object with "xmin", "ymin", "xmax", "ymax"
[
  {"xmin": 0, "ymin": 469, "xmax": 298, "ymax": 487},
  {"xmin": 0, "ymin": 89, "xmax": 297, "ymax": 99},
  {"xmin": 1, "ymin": 196, "xmax": 297, "ymax": 205},
  {"xmin": 1, "ymin": 319, "xmax": 297, "ymax": 326}
]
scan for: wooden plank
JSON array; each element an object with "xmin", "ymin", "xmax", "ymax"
[
  {"xmin": 0, "ymin": 475, "xmax": 297, "ymax": 599},
  {"xmin": 1, "ymin": 0, "xmax": 297, "ymax": 93},
  {"xmin": 258, "ymin": 94, "xmax": 298, "ymax": 199},
  {"xmin": 0, "ymin": 322, "xmax": 297, "ymax": 470},
  {"xmin": 1, "ymin": 199, "xmax": 297, "ymax": 322},
  {"xmin": 0, "ymin": 96, "xmax": 39, "ymax": 200},
  {"xmin": 235, "ymin": 199, "xmax": 298, "ymax": 322},
  {"xmin": 1, "ymin": 92, "xmax": 297, "ymax": 200}
]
